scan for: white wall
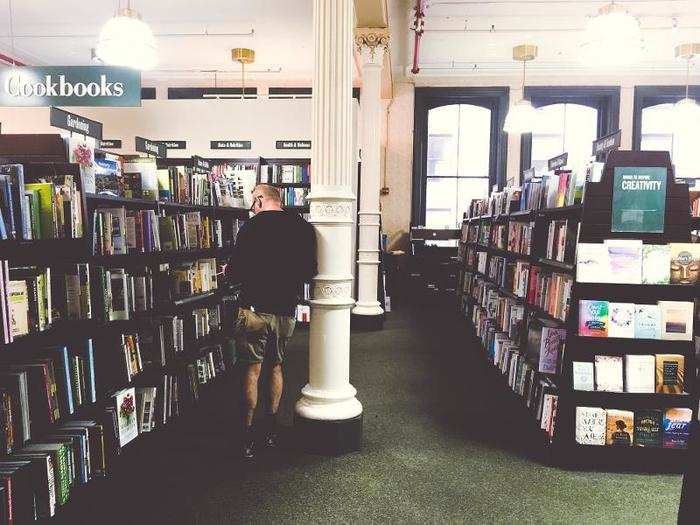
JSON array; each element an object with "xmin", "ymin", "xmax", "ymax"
[{"xmin": 0, "ymin": 98, "xmax": 314, "ymax": 159}]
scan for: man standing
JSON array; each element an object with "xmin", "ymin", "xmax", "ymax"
[{"xmin": 228, "ymin": 184, "xmax": 317, "ymax": 459}]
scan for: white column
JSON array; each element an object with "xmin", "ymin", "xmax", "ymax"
[
  {"xmin": 352, "ymin": 29, "xmax": 389, "ymax": 317},
  {"xmin": 295, "ymin": 0, "xmax": 362, "ymax": 422}
]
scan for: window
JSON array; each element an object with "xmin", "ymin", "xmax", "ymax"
[
  {"xmin": 634, "ymin": 86, "xmax": 700, "ymax": 180},
  {"xmin": 413, "ymin": 87, "xmax": 509, "ymax": 228},
  {"xmin": 425, "ymin": 104, "xmax": 491, "ymax": 228},
  {"xmin": 521, "ymin": 87, "xmax": 620, "ymax": 174}
]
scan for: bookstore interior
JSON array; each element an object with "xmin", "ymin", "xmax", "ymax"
[{"xmin": 0, "ymin": 0, "xmax": 700, "ymax": 523}]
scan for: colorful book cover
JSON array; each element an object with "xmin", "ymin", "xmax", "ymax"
[
  {"xmin": 634, "ymin": 409, "xmax": 663, "ymax": 447},
  {"xmin": 594, "ymin": 355, "xmax": 623, "ymax": 392},
  {"xmin": 606, "ymin": 409, "xmax": 634, "ymax": 446},
  {"xmin": 113, "ymin": 387, "xmax": 138, "ymax": 447},
  {"xmin": 634, "ymin": 304, "xmax": 661, "ymax": 339},
  {"xmin": 655, "ymin": 354, "xmax": 684, "ymax": 394},
  {"xmin": 659, "ymin": 301, "xmax": 694, "ymax": 341},
  {"xmin": 575, "ymin": 406, "xmax": 606, "ymax": 445},
  {"xmin": 642, "ymin": 244, "xmax": 671, "ymax": 284},
  {"xmin": 612, "ymin": 166, "xmax": 667, "ymax": 233},
  {"xmin": 538, "ymin": 327, "xmax": 566, "ymax": 374},
  {"xmin": 578, "ymin": 300, "xmax": 609, "ymax": 337},
  {"xmin": 575, "ymin": 243, "xmax": 609, "ymax": 283},
  {"xmin": 669, "ymin": 243, "xmax": 700, "ymax": 285},
  {"xmin": 24, "ymin": 182, "xmax": 55, "ymax": 240},
  {"xmin": 605, "ymin": 239, "xmax": 643, "ymax": 284},
  {"xmin": 608, "ymin": 302, "xmax": 635, "ymax": 338},
  {"xmin": 663, "ymin": 408, "xmax": 692, "ymax": 449}
]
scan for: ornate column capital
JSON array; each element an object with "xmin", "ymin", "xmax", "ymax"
[{"xmin": 354, "ymin": 27, "xmax": 390, "ymax": 64}]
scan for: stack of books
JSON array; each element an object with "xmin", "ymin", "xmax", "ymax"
[{"xmin": 261, "ymin": 164, "xmax": 310, "ymax": 184}]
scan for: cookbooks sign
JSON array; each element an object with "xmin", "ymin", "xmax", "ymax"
[{"xmin": 0, "ymin": 66, "xmax": 141, "ymax": 107}]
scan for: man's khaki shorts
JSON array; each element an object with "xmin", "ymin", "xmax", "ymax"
[{"xmin": 234, "ymin": 308, "xmax": 296, "ymax": 365}]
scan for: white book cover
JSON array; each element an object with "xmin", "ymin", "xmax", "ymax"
[
  {"xmin": 659, "ymin": 301, "xmax": 694, "ymax": 341},
  {"xmin": 576, "ymin": 243, "xmax": 609, "ymax": 283},
  {"xmin": 608, "ymin": 302, "xmax": 636, "ymax": 338},
  {"xmin": 642, "ymin": 244, "xmax": 671, "ymax": 284},
  {"xmin": 113, "ymin": 387, "xmax": 138, "ymax": 447},
  {"xmin": 605, "ymin": 239, "xmax": 643, "ymax": 284},
  {"xmin": 624, "ymin": 355, "xmax": 656, "ymax": 393},
  {"xmin": 575, "ymin": 406, "xmax": 606, "ymax": 445},
  {"xmin": 540, "ymin": 393, "xmax": 556, "ymax": 431},
  {"xmin": 634, "ymin": 304, "xmax": 661, "ymax": 339},
  {"xmin": 572, "ymin": 361, "xmax": 595, "ymax": 391},
  {"xmin": 594, "ymin": 355, "xmax": 624, "ymax": 392}
]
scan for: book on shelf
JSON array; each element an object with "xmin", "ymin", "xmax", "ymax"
[
  {"xmin": 8, "ymin": 451, "xmax": 56, "ymax": 518},
  {"xmin": 654, "ymin": 354, "xmax": 684, "ymax": 394},
  {"xmin": 575, "ymin": 406, "xmax": 607, "ymax": 445},
  {"xmin": 506, "ymin": 221, "xmax": 534, "ymax": 255},
  {"xmin": 642, "ymin": 245, "xmax": 671, "ymax": 284},
  {"xmin": 669, "ymin": 243, "xmax": 700, "ymax": 285},
  {"xmin": 112, "ymin": 387, "xmax": 138, "ymax": 447},
  {"xmin": 605, "ymin": 239, "xmax": 643, "ymax": 284},
  {"xmin": 94, "ymin": 267, "xmax": 154, "ymax": 321},
  {"xmin": 608, "ymin": 302, "xmax": 635, "ymax": 338},
  {"xmin": 157, "ymin": 165, "xmax": 214, "ymax": 206},
  {"xmin": 634, "ymin": 410, "xmax": 663, "ymax": 447},
  {"xmin": 121, "ymin": 157, "xmax": 158, "ymax": 200},
  {"xmin": 658, "ymin": 301, "xmax": 694, "ymax": 341},
  {"xmin": 279, "ymin": 187, "xmax": 309, "ymax": 207},
  {"xmin": 165, "ymin": 258, "xmax": 219, "ymax": 300},
  {"xmin": 0, "ymin": 460, "xmax": 34, "ymax": 522},
  {"xmin": 578, "ymin": 300, "xmax": 609, "ymax": 337},
  {"xmin": 572, "ymin": 361, "xmax": 594, "ymax": 391},
  {"xmin": 605, "ymin": 409, "xmax": 634, "ymax": 446},
  {"xmin": 136, "ymin": 386, "xmax": 157, "ymax": 433},
  {"xmin": 594, "ymin": 355, "xmax": 623, "ymax": 392},
  {"xmin": 576, "ymin": 243, "xmax": 610, "ymax": 283},
  {"xmin": 545, "ymin": 219, "xmax": 576, "ymax": 263},
  {"xmin": 663, "ymin": 408, "xmax": 692, "ymax": 449},
  {"xmin": 537, "ymin": 326, "xmax": 566, "ymax": 375},
  {"xmin": 624, "ymin": 355, "xmax": 655, "ymax": 393},
  {"xmin": 260, "ymin": 163, "xmax": 310, "ymax": 185},
  {"xmin": 634, "ymin": 304, "xmax": 661, "ymax": 339}
]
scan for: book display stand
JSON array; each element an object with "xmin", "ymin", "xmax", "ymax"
[
  {"xmin": 458, "ymin": 150, "xmax": 698, "ymax": 472},
  {"xmin": 0, "ymin": 134, "xmax": 247, "ymax": 518}
]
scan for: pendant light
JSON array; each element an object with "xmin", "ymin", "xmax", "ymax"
[
  {"xmin": 579, "ymin": 2, "xmax": 644, "ymax": 67},
  {"xmin": 96, "ymin": 2, "xmax": 157, "ymax": 70},
  {"xmin": 232, "ymin": 48, "xmax": 255, "ymax": 100},
  {"xmin": 503, "ymin": 44, "xmax": 538, "ymax": 135},
  {"xmin": 674, "ymin": 43, "xmax": 700, "ymax": 132}
]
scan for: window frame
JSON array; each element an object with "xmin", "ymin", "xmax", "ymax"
[
  {"xmin": 632, "ymin": 85, "xmax": 700, "ymax": 151},
  {"xmin": 412, "ymin": 87, "xmax": 509, "ymax": 227},
  {"xmin": 520, "ymin": 86, "xmax": 621, "ymax": 173}
]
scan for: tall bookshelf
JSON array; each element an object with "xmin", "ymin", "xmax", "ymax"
[
  {"xmin": 259, "ymin": 157, "xmax": 311, "ymax": 214},
  {"xmin": 457, "ymin": 150, "xmax": 698, "ymax": 471},
  {"xmin": 0, "ymin": 134, "xmax": 247, "ymax": 519}
]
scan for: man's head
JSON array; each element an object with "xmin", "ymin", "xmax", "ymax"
[{"xmin": 250, "ymin": 184, "xmax": 283, "ymax": 215}]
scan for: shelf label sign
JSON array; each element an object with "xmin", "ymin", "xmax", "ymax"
[
  {"xmin": 210, "ymin": 140, "xmax": 252, "ymax": 150},
  {"xmin": 135, "ymin": 136, "xmax": 167, "ymax": 158},
  {"xmin": 593, "ymin": 130, "xmax": 621, "ymax": 156},
  {"xmin": 158, "ymin": 140, "xmax": 186, "ymax": 150},
  {"xmin": 50, "ymin": 107, "xmax": 103, "ymax": 139},
  {"xmin": 192, "ymin": 155, "xmax": 212, "ymax": 172},
  {"xmin": 612, "ymin": 166, "xmax": 667, "ymax": 233},
  {"xmin": 276, "ymin": 140, "xmax": 311, "ymax": 150},
  {"xmin": 100, "ymin": 139, "xmax": 122, "ymax": 149},
  {"xmin": 548, "ymin": 152, "xmax": 568, "ymax": 171},
  {"xmin": 0, "ymin": 66, "xmax": 141, "ymax": 107}
]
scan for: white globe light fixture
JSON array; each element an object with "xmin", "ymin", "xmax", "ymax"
[
  {"xmin": 673, "ymin": 43, "xmax": 700, "ymax": 134},
  {"xmin": 504, "ymin": 44, "xmax": 539, "ymax": 135},
  {"xmin": 96, "ymin": 7, "xmax": 157, "ymax": 70},
  {"xmin": 579, "ymin": 2, "xmax": 644, "ymax": 67}
]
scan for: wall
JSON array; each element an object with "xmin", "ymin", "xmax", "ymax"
[{"xmin": 380, "ymin": 71, "xmax": 699, "ymax": 242}]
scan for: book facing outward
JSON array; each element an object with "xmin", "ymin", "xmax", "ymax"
[
  {"xmin": 669, "ymin": 243, "xmax": 700, "ymax": 285},
  {"xmin": 606, "ymin": 409, "xmax": 634, "ymax": 446},
  {"xmin": 575, "ymin": 406, "xmax": 606, "ymax": 445},
  {"xmin": 663, "ymin": 408, "xmax": 692, "ymax": 449},
  {"xmin": 572, "ymin": 361, "xmax": 594, "ymax": 391},
  {"xmin": 642, "ymin": 245, "xmax": 671, "ymax": 284},
  {"xmin": 579, "ymin": 300, "xmax": 609, "ymax": 338},
  {"xmin": 594, "ymin": 355, "xmax": 623, "ymax": 392},
  {"xmin": 634, "ymin": 410, "xmax": 663, "ymax": 447},
  {"xmin": 634, "ymin": 304, "xmax": 661, "ymax": 339},
  {"xmin": 608, "ymin": 303, "xmax": 635, "ymax": 338},
  {"xmin": 575, "ymin": 243, "xmax": 609, "ymax": 283},
  {"xmin": 655, "ymin": 354, "xmax": 684, "ymax": 394},
  {"xmin": 624, "ymin": 355, "xmax": 655, "ymax": 393},
  {"xmin": 538, "ymin": 327, "xmax": 566, "ymax": 374},
  {"xmin": 659, "ymin": 301, "xmax": 694, "ymax": 341},
  {"xmin": 605, "ymin": 239, "xmax": 643, "ymax": 284}
]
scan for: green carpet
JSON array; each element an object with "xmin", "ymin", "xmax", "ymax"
[{"xmin": 57, "ymin": 307, "xmax": 682, "ymax": 524}]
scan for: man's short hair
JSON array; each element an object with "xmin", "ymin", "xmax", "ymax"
[{"xmin": 253, "ymin": 184, "xmax": 282, "ymax": 203}]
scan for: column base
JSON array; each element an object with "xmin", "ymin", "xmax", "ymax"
[
  {"xmin": 294, "ymin": 414, "xmax": 363, "ymax": 456},
  {"xmin": 351, "ymin": 312, "xmax": 385, "ymax": 331}
]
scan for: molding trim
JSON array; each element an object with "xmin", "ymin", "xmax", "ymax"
[{"xmin": 355, "ymin": 28, "xmax": 390, "ymax": 61}]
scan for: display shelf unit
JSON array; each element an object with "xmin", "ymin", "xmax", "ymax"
[
  {"xmin": 457, "ymin": 150, "xmax": 698, "ymax": 471},
  {"xmin": 0, "ymin": 134, "xmax": 246, "ymax": 519}
]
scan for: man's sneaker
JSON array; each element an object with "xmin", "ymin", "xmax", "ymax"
[
  {"xmin": 264, "ymin": 432, "xmax": 278, "ymax": 448},
  {"xmin": 243, "ymin": 439, "xmax": 255, "ymax": 459}
]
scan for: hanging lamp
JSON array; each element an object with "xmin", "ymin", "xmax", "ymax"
[
  {"xmin": 503, "ymin": 44, "xmax": 538, "ymax": 135},
  {"xmin": 96, "ymin": 2, "xmax": 157, "ymax": 70},
  {"xmin": 674, "ymin": 42, "xmax": 700, "ymax": 132},
  {"xmin": 232, "ymin": 48, "xmax": 255, "ymax": 100},
  {"xmin": 579, "ymin": 1, "xmax": 644, "ymax": 67}
]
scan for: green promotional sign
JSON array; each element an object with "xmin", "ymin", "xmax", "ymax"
[
  {"xmin": 0, "ymin": 66, "xmax": 141, "ymax": 107},
  {"xmin": 612, "ymin": 166, "xmax": 667, "ymax": 233}
]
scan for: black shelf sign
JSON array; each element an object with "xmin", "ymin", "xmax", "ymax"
[
  {"xmin": 192, "ymin": 156, "xmax": 212, "ymax": 172},
  {"xmin": 158, "ymin": 140, "xmax": 186, "ymax": 150},
  {"xmin": 49, "ymin": 107, "xmax": 103, "ymax": 140},
  {"xmin": 100, "ymin": 139, "xmax": 122, "ymax": 149},
  {"xmin": 548, "ymin": 152, "xmax": 569, "ymax": 171},
  {"xmin": 210, "ymin": 140, "xmax": 252, "ymax": 150},
  {"xmin": 592, "ymin": 130, "xmax": 621, "ymax": 156},
  {"xmin": 276, "ymin": 140, "xmax": 311, "ymax": 150},
  {"xmin": 135, "ymin": 136, "xmax": 167, "ymax": 158}
]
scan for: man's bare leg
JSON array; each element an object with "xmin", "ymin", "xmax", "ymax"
[
  {"xmin": 265, "ymin": 363, "xmax": 283, "ymax": 446},
  {"xmin": 242, "ymin": 363, "xmax": 262, "ymax": 457}
]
